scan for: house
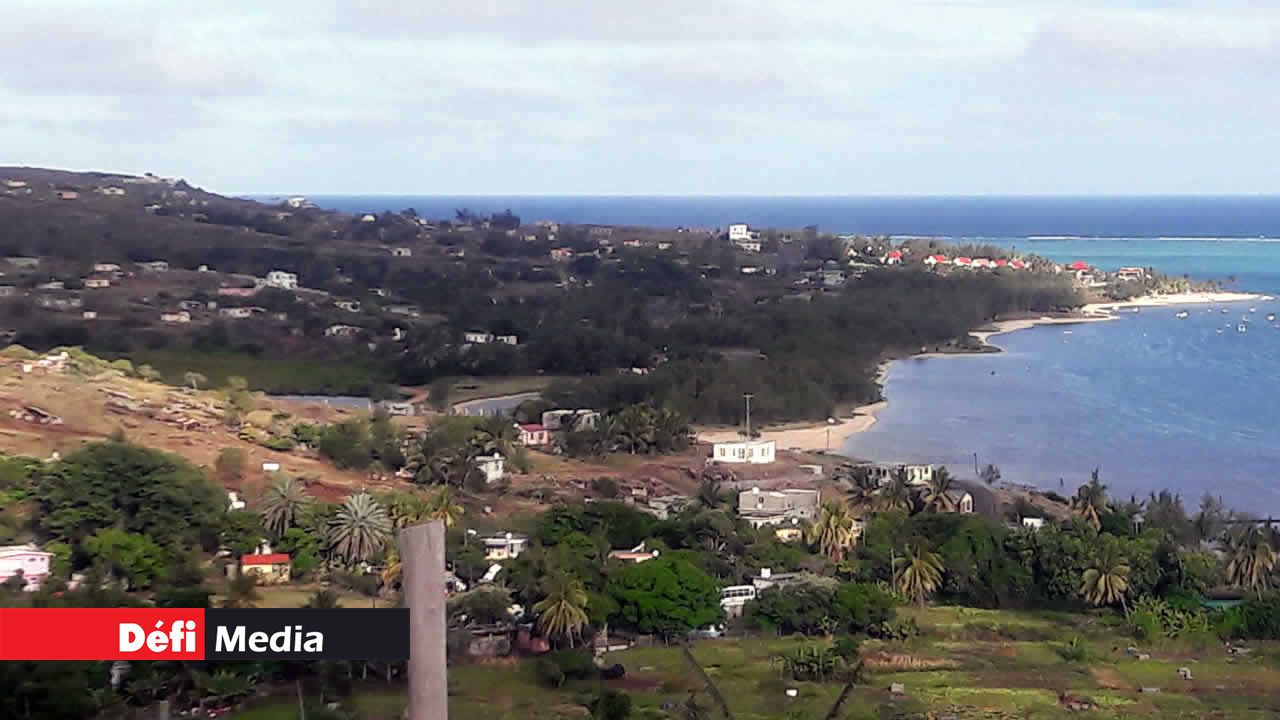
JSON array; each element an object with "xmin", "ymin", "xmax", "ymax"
[
  {"xmin": 542, "ymin": 409, "xmax": 601, "ymax": 431},
  {"xmin": 622, "ymin": 238, "xmax": 642, "ymax": 248},
  {"xmin": 264, "ymin": 270, "xmax": 298, "ymax": 290},
  {"xmin": 608, "ymin": 542, "xmax": 660, "ymax": 564},
  {"xmin": 93, "ymin": 263, "xmax": 121, "ymax": 273},
  {"xmin": 463, "ymin": 331, "xmax": 494, "ymax": 344},
  {"xmin": 719, "ymin": 584, "xmax": 757, "ymax": 617},
  {"xmin": 861, "ymin": 463, "xmax": 934, "ymax": 487},
  {"xmin": 387, "ymin": 305, "xmax": 420, "ymax": 318},
  {"xmin": 6, "ymin": 257, "xmax": 40, "ymax": 269},
  {"xmin": 517, "ymin": 423, "xmax": 551, "ymax": 446},
  {"xmin": 712, "ymin": 439, "xmax": 776, "ymax": 465},
  {"xmin": 2, "ymin": 179, "xmax": 27, "ymax": 188},
  {"xmin": 98, "ymin": 186, "xmax": 126, "ymax": 196},
  {"xmin": 953, "ymin": 257, "xmax": 973, "ymax": 269},
  {"xmin": 139, "ymin": 261, "xmax": 169, "ymax": 272},
  {"xmin": 1116, "ymin": 267, "xmax": 1146, "ymax": 281},
  {"xmin": 495, "ymin": 334, "xmax": 518, "ymax": 346},
  {"xmin": 227, "ymin": 491, "xmax": 247, "ymax": 511},
  {"xmin": 883, "ymin": 250, "xmax": 903, "ymax": 265},
  {"xmin": 475, "ymin": 453, "xmax": 506, "ymax": 483},
  {"xmin": 821, "ymin": 269, "xmax": 845, "ymax": 288},
  {"xmin": 55, "ymin": 190, "xmax": 79, "ymax": 200},
  {"xmin": 737, "ymin": 487, "xmax": 819, "ymax": 527},
  {"xmin": 391, "ymin": 247, "xmax": 413, "ymax": 257},
  {"xmin": 774, "ymin": 526, "xmax": 805, "ymax": 543},
  {"xmin": 537, "ymin": 220, "xmax": 560, "ymax": 233},
  {"xmin": 240, "ymin": 553, "xmax": 292, "ymax": 584},
  {"xmin": 82, "ymin": 310, "xmax": 98, "ymax": 320},
  {"xmin": 325, "ymin": 324, "xmax": 362, "ymax": 337},
  {"xmin": 740, "ymin": 265, "xmax": 762, "ymax": 275},
  {"xmin": 285, "ymin": 196, "xmax": 309, "ymax": 208},
  {"xmin": 657, "ymin": 241, "xmax": 673, "ymax": 250},
  {"xmin": 36, "ymin": 281, "xmax": 65, "ymax": 290},
  {"xmin": 0, "ymin": 544, "xmax": 53, "ymax": 590},
  {"xmin": 83, "ymin": 278, "xmax": 111, "ymax": 288},
  {"xmin": 587, "ymin": 226, "xmax": 614, "ymax": 238},
  {"xmin": 36, "ymin": 295, "xmax": 83, "ymax": 311},
  {"xmin": 550, "ymin": 248, "xmax": 573, "ymax": 261},
  {"xmin": 360, "ymin": 213, "xmax": 377, "ymax": 223},
  {"xmin": 644, "ymin": 495, "xmax": 689, "ymax": 520},
  {"xmin": 219, "ymin": 307, "xmax": 254, "ymax": 319},
  {"xmin": 943, "ymin": 490, "xmax": 975, "ymax": 514},
  {"xmin": 161, "ymin": 311, "xmax": 191, "ymax": 324},
  {"xmin": 728, "ymin": 223, "xmax": 752, "ymax": 242},
  {"xmin": 335, "ymin": 300, "xmax": 361, "ymax": 312},
  {"xmin": 1021, "ymin": 517, "xmax": 1046, "ymax": 531},
  {"xmin": 923, "ymin": 255, "xmax": 947, "ymax": 267},
  {"xmin": 0, "ymin": 286, "xmax": 17, "ymax": 297},
  {"xmin": 736, "ymin": 240, "xmax": 762, "ymax": 253},
  {"xmin": 482, "ymin": 533, "xmax": 527, "ymax": 562}
]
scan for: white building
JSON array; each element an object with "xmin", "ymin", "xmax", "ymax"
[
  {"xmin": 495, "ymin": 334, "xmax": 518, "ymax": 345},
  {"xmin": 482, "ymin": 532, "xmax": 527, "ymax": 561},
  {"xmin": 99, "ymin": 186, "xmax": 126, "ymax": 196},
  {"xmin": 227, "ymin": 491, "xmax": 247, "ymax": 511},
  {"xmin": 719, "ymin": 584, "xmax": 757, "ymax": 617},
  {"xmin": 728, "ymin": 223, "xmax": 751, "ymax": 242},
  {"xmin": 93, "ymin": 263, "xmax": 121, "ymax": 273},
  {"xmin": 712, "ymin": 439, "xmax": 776, "ymax": 464},
  {"xmin": 285, "ymin": 196, "xmax": 308, "ymax": 208},
  {"xmin": 0, "ymin": 544, "xmax": 53, "ymax": 591},
  {"xmin": 83, "ymin": 278, "xmax": 111, "ymax": 288},
  {"xmin": 463, "ymin": 331, "xmax": 494, "ymax": 344},
  {"xmin": 1021, "ymin": 517, "xmax": 1046, "ymax": 531},
  {"xmin": 160, "ymin": 311, "xmax": 191, "ymax": 324},
  {"xmin": 390, "ymin": 247, "xmax": 413, "ymax": 257},
  {"xmin": 475, "ymin": 453, "xmax": 506, "ymax": 483},
  {"xmin": 737, "ymin": 487, "xmax": 820, "ymax": 527},
  {"xmin": 265, "ymin": 270, "xmax": 298, "ymax": 290},
  {"xmin": 542, "ymin": 409, "xmax": 601, "ymax": 431}
]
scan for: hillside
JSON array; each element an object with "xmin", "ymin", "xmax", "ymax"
[{"xmin": 0, "ymin": 346, "xmax": 376, "ymax": 501}]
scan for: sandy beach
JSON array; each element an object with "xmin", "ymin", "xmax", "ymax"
[{"xmin": 696, "ymin": 290, "xmax": 1264, "ymax": 454}]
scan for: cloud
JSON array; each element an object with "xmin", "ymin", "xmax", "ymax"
[{"xmin": 0, "ymin": 5, "xmax": 265, "ymax": 98}]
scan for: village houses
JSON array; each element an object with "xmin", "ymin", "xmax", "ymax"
[
  {"xmin": 239, "ymin": 552, "xmax": 292, "ymax": 584},
  {"xmin": 516, "ymin": 423, "xmax": 551, "ymax": 446},
  {"xmin": 712, "ymin": 438, "xmax": 776, "ymax": 464},
  {"xmin": 0, "ymin": 543, "xmax": 53, "ymax": 590},
  {"xmin": 264, "ymin": 270, "xmax": 298, "ymax": 290},
  {"xmin": 737, "ymin": 487, "xmax": 821, "ymax": 528}
]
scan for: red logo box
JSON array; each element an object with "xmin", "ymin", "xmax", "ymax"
[{"xmin": 0, "ymin": 608, "xmax": 206, "ymax": 660}]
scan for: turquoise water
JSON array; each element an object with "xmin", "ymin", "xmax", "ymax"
[
  {"xmin": 847, "ymin": 238, "xmax": 1280, "ymax": 512},
  {"xmin": 301, "ymin": 196, "xmax": 1280, "ymax": 513}
]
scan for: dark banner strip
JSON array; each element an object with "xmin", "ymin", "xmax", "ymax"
[{"xmin": 206, "ymin": 609, "xmax": 410, "ymax": 660}]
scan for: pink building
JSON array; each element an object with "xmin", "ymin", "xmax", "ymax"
[
  {"xmin": 0, "ymin": 544, "xmax": 53, "ymax": 590},
  {"xmin": 217, "ymin": 286, "xmax": 259, "ymax": 297}
]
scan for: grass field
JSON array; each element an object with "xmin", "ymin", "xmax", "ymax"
[{"xmin": 231, "ymin": 606, "xmax": 1280, "ymax": 719}]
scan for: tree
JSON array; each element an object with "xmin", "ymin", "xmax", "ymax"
[
  {"xmin": 425, "ymin": 485, "xmax": 465, "ymax": 528},
  {"xmin": 808, "ymin": 499, "xmax": 859, "ymax": 562},
  {"xmin": 303, "ymin": 589, "xmax": 341, "ymax": 608},
  {"xmin": 220, "ymin": 509, "xmax": 266, "ymax": 559},
  {"xmin": 922, "ymin": 467, "xmax": 957, "ymax": 513},
  {"xmin": 195, "ymin": 669, "xmax": 255, "ymax": 708},
  {"xmin": 1072, "ymin": 469, "xmax": 1109, "ymax": 530},
  {"xmin": 1080, "ymin": 539, "xmax": 1131, "ymax": 612},
  {"xmin": 223, "ymin": 376, "xmax": 255, "ymax": 426},
  {"xmin": 36, "ymin": 441, "xmax": 224, "ymax": 552},
  {"xmin": 534, "ymin": 573, "xmax": 591, "ymax": 647},
  {"xmin": 318, "ymin": 420, "xmax": 374, "ymax": 470},
  {"xmin": 383, "ymin": 490, "xmax": 431, "ymax": 530},
  {"xmin": 83, "ymin": 528, "xmax": 164, "ymax": 590},
  {"xmin": 215, "ymin": 447, "xmax": 246, "ymax": 484},
  {"xmin": 184, "ymin": 371, "xmax": 208, "ymax": 390},
  {"xmin": 695, "ymin": 477, "xmax": 725, "ymax": 510},
  {"xmin": 893, "ymin": 545, "xmax": 944, "ymax": 606},
  {"xmin": 1224, "ymin": 525, "xmax": 1277, "ymax": 598},
  {"xmin": 450, "ymin": 587, "xmax": 513, "ymax": 625},
  {"xmin": 222, "ymin": 573, "xmax": 261, "ymax": 608},
  {"xmin": 591, "ymin": 688, "xmax": 632, "ymax": 720},
  {"xmin": 260, "ymin": 477, "xmax": 312, "ymax": 537},
  {"xmin": 875, "ymin": 470, "xmax": 914, "ymax": 514},
  {"xmin": 327, "ymin": 492, "xmax": 391, "ymax": 565},
  {"xmin": 428, "ymin": 378, "xmax": 452, "ymax": 412},
  {"xmin": 607, "ymin": 556, "xmax": 721, "ymax": 637},
  {"xmin": 979, "ymin": 464, "xmax": 1001, "ymax": 486}
]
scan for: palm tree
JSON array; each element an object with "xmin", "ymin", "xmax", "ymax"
[
  {"xmin": 922, "ymin": 467, "xmax": 957, "ymax": 513},
  {"xmin": 1224, "ymin": 525, "xmax": 1277, "ymax": 598},
  {"xmin": 303, "ymin": 589, "xmax": 341, "ymax": 608},
  {"xmin": 652, "ymin": 407, "xmax": 693, "ymax": 452},
  {"xmin": 695, "ymin": 477, "xmax": 725, "ymax": 509},
  {"xmin": 1080, "ymin": 541, "xmax": 1131, "ymax": 612},
  {"xmin": 195, "ymin": 669, "xmax": 255, "ymax": 709},
  {"xmin": 875, "ymin": 470, "xmax": 914, "ymax": 514},
  {"xmin": 1072, "ymin": 469, "xmax": 1109, "ymax": 530},
  {"xmin": 327, "ymin": 492, "xmax": 392, "ymax": 565},
  {"xmin": 425, "ymin": 485, "xmax": 464, "ymax": 528},
  {"xmin": 470, "ymin": 416, "xmax": 517, "ymax": 457},
  {"xmin": 893, "ymin": 545, "xmax": 943, "ymax": 606},
  {"xmin": 259, "ymin": 477, "xmax": 312, "ymax": 537},
  {"xmin": 222, "ymin": 573, "xmax": 260, "ymax": 608},
  {"xmin": 845, "ymin": 465, "xmax": 880, "ymax": 509},
  {"xmin": 808, "ymin": 499, "xmax": 859, "ymax": 562},
  {"xmin": 533, "ymin": 573, "xmax": 590, "ymax": 647},
  {"xmin": 383, "ymin": 490, "xmax": 432, "ymax": 530},
  {"xmin": 613, "ymin": 405, "xmax": 657, "ymax": 454}
]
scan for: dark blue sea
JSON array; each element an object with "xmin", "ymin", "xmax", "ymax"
[{"xmin": 303, "ymin": 195, "xmax": 1280, "ymax": 513}]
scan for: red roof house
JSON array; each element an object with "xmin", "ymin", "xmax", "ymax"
[{"xmin": 517, "ymin": 423, "xmax": 551, "ymax": 446}]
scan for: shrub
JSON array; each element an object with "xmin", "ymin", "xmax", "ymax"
[
  {"xmin": 535, "ymin": 650, "xmax": 597, "ymax": 688},
  {"xmin": 1056, "ymin": 636, "xmax": 1089, "ymax": 663},
  {"xmin": 872, "ymin": 616, "xmax": 920, "ymax": 641},
  {"xmin": 833, "ymin": 634, "xmax": 862, "ymax": 662},
  {"xmin": 590, "ymin": 689, "xmax": 632, "ymax": 720}
]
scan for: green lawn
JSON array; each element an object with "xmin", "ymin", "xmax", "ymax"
[{"xmin": 231, "ymin": 606, "xmax": 1280, "ymax": 719}]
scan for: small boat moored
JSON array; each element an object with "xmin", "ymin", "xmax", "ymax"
[{"xmin": 1175, "ymin": 311, "xmax": 1189, "ymax": 319}]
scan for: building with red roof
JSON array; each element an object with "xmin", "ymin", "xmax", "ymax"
[
  {"xmin": 517, "ymin": 423, "xmax": 551, "ymax": 446},
  {"xmin": 240, "ymin": 553, "xmax": 291, "ymax": 584}
]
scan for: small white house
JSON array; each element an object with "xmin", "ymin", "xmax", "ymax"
[
  {"xmin": 495, "ymin": 334, "xmax": 518, "ymax": 346},
  {"xmin": 227, "ymin": 491, "xmax": 247, "ymax": 511},
  {"xmin": 517, "ymin": 423, "xmax": 551, "ymax": 446},
  {"xmin": 84, "ymin": 278, "xmax": 111, "ymax": 288},
  {"xmin": 390, "ymin": 247, "xmax": 413, "ymax": 257},
  {"xmin": 463, "ymin": 331, "xmax": 494, "ymax": 344},
  {"xmin": 728, "ymin": 223, "xmax": 751, "ymax": 242},
  {"xmin": 1021, "ymin": 517, "xmax": 1046, "ymax": 531},
  {"xmin": 482, "ymin": 532, "xmax": 527, "ymax": 562},
  {"xmin": 475, "ymin": 453, "xmax": 506, "ymax": 483},
  {"xmin": 93, "ymin": 263, "xmax": 121, "ymax": 273},
  {"xmin": 334, "ymin": 300, "xmax": 361, "ymax": 312},
  {"xmin": 160, "ymin": 310, "xmax": 191, "ymax": 324},
  {"xmin": 712, "ymin": 439, "xmax": 776, "ymax": 464},
  {"xmin": 0, "ymin": 544, "xmax": 53, "ymax": 591},
  {"xmin": 264, "ymin": 270, "xmax": 298, "ymax": 290}
]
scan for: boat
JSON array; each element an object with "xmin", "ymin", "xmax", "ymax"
[
  {"xmin": 1131, "ymin": 308, "xmax": 1141, "ymax": 313},
  {"xmin": 1221, "ymin": 308, "xmax": 1230, "ymax": 314},
  {"xmin": 1249, "ymin": 307, "xmax": 1257, "ymax": 313},
  {"xmin": 1237, "ymin": 324, "xmax": 1248, "ymax": 333},
  {"xmin": 1267, "ymin": 313, "xmax": 1276, "ymax": 322},
  {"xmin": 1217, "ymin": 328, "xmax": 1224, "ymax": 334},
  {"xmin": 1175, "ymin": 311, "xmax": 1189, "ymax": 319}
]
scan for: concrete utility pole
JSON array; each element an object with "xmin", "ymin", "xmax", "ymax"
[
  {"xmin": 743, "ymin": 393, "xmax": 753, "ymax": 437},
  {"xmin": 401, "ymin": 520, "xmax": 448, "ymax": 720}
]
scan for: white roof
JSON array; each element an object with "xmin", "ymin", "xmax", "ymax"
[{"xmin": 0, "ymin": 543, "xmax": 51, "ymax": 558}]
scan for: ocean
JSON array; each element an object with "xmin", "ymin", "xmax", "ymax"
[{"xmin": 304, "ymin": 195, "xmax": 1280, "ymax": 514}]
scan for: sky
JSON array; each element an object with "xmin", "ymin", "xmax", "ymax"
[{"xmin": 2, "ymin": 1, "xmax": 1278, "ymax": 195}]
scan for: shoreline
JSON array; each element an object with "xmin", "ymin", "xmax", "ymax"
[{"xmin": 696, "ymin": 290, "xmax": 1264, "ymax": 453}]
